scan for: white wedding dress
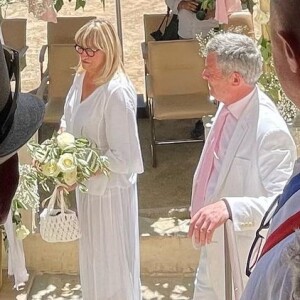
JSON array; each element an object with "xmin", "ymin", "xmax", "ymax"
[{"xmin": 61, "ymin": 71, "xmax": 144, "ymax": 300}]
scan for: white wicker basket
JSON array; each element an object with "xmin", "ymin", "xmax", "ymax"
[{"xmin": 40, "ymin": 187, "xmax": 81, "ymax": 243}]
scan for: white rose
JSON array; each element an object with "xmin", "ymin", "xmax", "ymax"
[
  {"xmin": 41, "ymin": 159, "xmax": 61, "ymax": 177},
  {"xmin": 57, "ymin": 132, "xmax": 75, "ymax": 150},
  {"xmin": 63, "ymin": 169, "xmax": 78, "ymax": 186},
  {"xmin": 57, "ymin": 153, "xmax": 76, "ymax": 173},
  {"xmin": 16, "ymin": 224, "xmax": 30, "ymax": 240}
]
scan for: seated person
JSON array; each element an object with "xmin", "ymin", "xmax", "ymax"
[
  {"xmin": 165, "ymin": 0, "xmax": 219, "ymax": 39},
  {"xmin": 165, "ymin": 0, "xmax": 219, "ymax": 138}
]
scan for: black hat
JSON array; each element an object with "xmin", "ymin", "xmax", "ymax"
[
  {"xmin": 0, "ymin": 41, "xmax": 45, "ymax": 224},
  {"xmin": 0, "ymin": 42, "xmax": 45, "ymax": 159}
]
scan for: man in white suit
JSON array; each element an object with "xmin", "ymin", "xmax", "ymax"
[
  {"xmin": 241, "ymin": 1, "xmax": 300, "ymax": 299},
  {"xmin": 188, "ymin": 32, "xmax": 297, "ymax": 300}
]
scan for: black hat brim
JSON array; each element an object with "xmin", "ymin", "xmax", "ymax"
[{"xmin": 0, "ymin": 92, "xmax": 45, "ymax": 158}]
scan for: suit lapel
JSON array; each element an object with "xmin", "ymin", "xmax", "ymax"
[
  {"xmin": 213, "ymin": 121, "xmax": 248, "ymax": 195},
  {"xmin": 193, "ymin": 105, "xmax": 224, "ymax": 180},
  {"xmin": 208, "ymin": 90, "xmax": 259, "ymax": 203}
]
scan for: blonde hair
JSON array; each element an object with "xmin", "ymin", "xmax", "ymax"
[{"xmin": 75, "ymin": 19, "xmax": 125, "ymax": 86}]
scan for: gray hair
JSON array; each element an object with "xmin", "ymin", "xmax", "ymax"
[{"xmin": 205, "ymin": 32, "xmax": 262, "ymax": 85}]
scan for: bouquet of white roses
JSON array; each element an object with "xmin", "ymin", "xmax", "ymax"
[
  {"xmin": 27, "ymin": 132, "xmax": 109, "ymax": 193},
  {"xmin": 26, "ymin": 132, "xmax": 110, "ymax": 243}
]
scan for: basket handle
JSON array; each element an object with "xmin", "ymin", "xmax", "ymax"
[
  {"xmin": 42, "ymin": 185, "xmax": 68, "ymax": 216},
  {"xmin": 57, "ymin": 188, "xmax": 66, "ymax": 214}
]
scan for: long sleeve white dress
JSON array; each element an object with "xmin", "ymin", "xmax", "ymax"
[{"xmin": 61, "ymin": 71, "xmax": 144, "ymax": 300}]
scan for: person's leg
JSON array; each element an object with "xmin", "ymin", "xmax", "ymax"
[
  {"xmin": 193, "ymin": 248, "xmax": 218, "ymax": 300},
  {"xmin": 191, "ymin": 119, "xmax": 204, "ymax": 139}
]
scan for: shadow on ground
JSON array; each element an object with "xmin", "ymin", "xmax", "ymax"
[
  {"xmin": 28, "ymin": 273, "xmax": 81, "ymax": 299},
  {"xmin": 27, "ymin": 273, "xmax": 194, "ymax": 300}
]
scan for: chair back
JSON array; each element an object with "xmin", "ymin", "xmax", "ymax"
[
  {"xmin": 47, "ymin": 16, "xmax": 97, "ymax": 45},
  {"xmin": 43, "ymin": 44, "xmax": 78, "ymax": 123},
  {"xmin": 48, "ymin": 44, "xmax": 78, "ymax": 99},
  {"xmin": 1, "ymin": 19, "xmax": 27, "ymax": 50},
  {"xmin": 146, "ymin": 39, "xmax": 216, "ymax": 167},
  {"xmin": 224, "ymin": 11, "xmax": 254, "ymax": 38},
  {"xmin": 143, "ymin": 13, "xmax": 168, "ymax": 43},
  {"xmin": 1, "ymin": 18, "xmax": 27, "ymax": 50},
  {"xmin": 147, "ymin": 39, "xmax": 208, "ymax": 96},
  {"xmin": 1, "ymin": 18, "xmax": 27, "ymax": 70}
]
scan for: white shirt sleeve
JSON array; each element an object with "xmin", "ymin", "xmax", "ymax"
[
  {"xmin": 103, "ymin": 86, "xmax": 144, "ymax": 174},
  {"xmin": 165, "ymin": 0, "xmax": 181, "ymax": 14}
]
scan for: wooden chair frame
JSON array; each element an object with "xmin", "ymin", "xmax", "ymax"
[{"xmin": 147, "ymin": 39, "xmax": 217, "ymax": 167}]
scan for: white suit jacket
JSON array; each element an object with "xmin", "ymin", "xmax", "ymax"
[
  {"xmin": 192, "ymin": 87, "xmax": 297, "ymax": 300},
  {"xmin": 241, "ymin": 159, "xmax": 300, "ymax": 300}
]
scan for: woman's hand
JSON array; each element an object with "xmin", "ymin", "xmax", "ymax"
[
  {"xmin": 58, "ymin": 183, "xmax": 77, "ymax": 193},
  {"xmin": 57, "ymin": 127, "xmax": 66, "ymax": 134},
  {"xmin": 178, "ymin": 0, "xmax": 199, "ymax": 12},
  {"xmin": 32, "ymin": 159, "xmax": 41, "ymax": 172},
  {"xmin": 65, "ymin": 183, "xmax": 77, "ymax": 192}
]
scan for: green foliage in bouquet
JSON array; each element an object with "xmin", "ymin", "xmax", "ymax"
[
  {"xmin": 12, "ymin": 165, "xmax": 39, "ymax": 212},
  {"xmin": 27, "ymin": 132, "xmax": 110, "ymax": 193},
  {"xmin": 3, "ymin": 165, "xmax": 39, "ymax": 240},
  {"xmin": 0, "ymin": 164, "xmax": 39, "ymax": 244}
]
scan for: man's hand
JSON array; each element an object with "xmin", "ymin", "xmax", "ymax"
[
  {"xmin": 188, "ymin": 201, "xmax": 230, "ymax": 245},
  {"xmin": 178, "ymin": 0, "xmax": 199, "ymax": 12}
]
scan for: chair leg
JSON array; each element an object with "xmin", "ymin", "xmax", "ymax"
[
  {"xmin": 150, "ymin": 120, "xmax": 157, "ymax": 168},
  {"xmin": 143, "ymin": 67, "xmax": 150, "ymax": 119},
  {"xmin": 151, "ymin": 143, "xmax": 157, "ymax": 168},
  {"xmin": 149, "ymin": 100, "xmax": 157, "ymax": 168}
]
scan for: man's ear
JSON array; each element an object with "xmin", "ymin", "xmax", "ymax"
[
  {"xmin": 231, "ymin": 72, "xmax": 241, "ymax": 86},
  {"xmin": 278, "ymin": 31, "xmax": 299, "ymax": 73}
]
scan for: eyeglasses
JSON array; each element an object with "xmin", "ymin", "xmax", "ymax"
[
  {"xmin": 245, "ymin": 197, "xmax": 278, "ymax": 277},
  {"xmin": 74, "ymin": 44, "xmax": 100, "ymax": 57}
]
